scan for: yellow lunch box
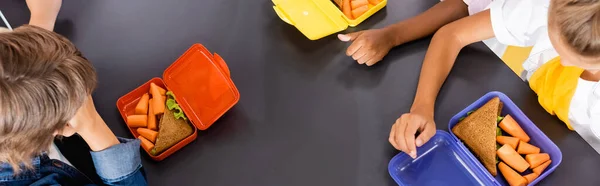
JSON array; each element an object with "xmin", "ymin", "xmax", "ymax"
[{"xmin": 272, "ymin": 0, "xmax": 388, "ymax": 40}]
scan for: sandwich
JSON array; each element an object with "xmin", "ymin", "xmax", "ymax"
[
  {"xmin": 452, "ymin": 97, "xmax": 502, "ymax": 176},
  {"xmin": 151, "ymin": 103, "xmax": 193, "ymax": 155}
]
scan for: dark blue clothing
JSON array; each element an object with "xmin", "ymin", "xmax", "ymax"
[{"xmin": 0, "ymin": 138, "xmax": 147, "ymax": 186}]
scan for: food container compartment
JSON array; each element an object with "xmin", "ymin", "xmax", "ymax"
[
  {"xmin": 116, "ymin": 44, "xmax": 240, "ymax": 161},
  {"xmin": 389, "ymin": 91, "xmax": 562, "ymax": 185},
  {"xmin": 117, "ymin": 78, "xmax": 198, "ymax": 161}
]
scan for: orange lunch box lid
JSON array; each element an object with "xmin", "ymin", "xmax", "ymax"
[{"xmin": 162, "ymin": 44, "xmax": 240, "ymax": 130}]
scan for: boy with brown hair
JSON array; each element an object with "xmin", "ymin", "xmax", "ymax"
[
  {"xmin": 0, "ymin": 0, "xmax": 147, "ymax": 185},
  {"xmin": 0, "ymin": 25, "xmax": 146, "ymax": 185}
]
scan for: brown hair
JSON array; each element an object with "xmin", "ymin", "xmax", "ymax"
[
  {"xmin": 551, "ymin": 0, "xmax": 600, "ymax": 58},
  {"xmin": 0, "ymin": 25, "xmax": 97, "ymax": 173}
]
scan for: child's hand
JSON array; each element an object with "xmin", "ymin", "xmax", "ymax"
[
  {"xmin": 68, "ymin": 96, "xmax": 101, "ymax": 134},
  {"xmin": 26, "ymin": 0, "xmax": 62, "ymax": 30},
  {"xmin": 389, "ymin": 109, "xmax": 436, "ymax": 159},
  {"xmin": 338, "ymin": 28, "xmax": 395, "ymax": 66},
  {"xmin": 68, "ymin": 96, "xmax": 120, "ymax": 151}
]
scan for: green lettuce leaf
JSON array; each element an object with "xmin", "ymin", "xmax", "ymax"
[
  {"xmin": 497, "ymin": 116, "xmax": 504, "ymax": 123},
  {"xmin": 165, "ymin": 91, "xmax": 188, "ymax": 121},
  {"xmin": 458, "ymin": 111, "xmax": 476, "ymax": 121}
]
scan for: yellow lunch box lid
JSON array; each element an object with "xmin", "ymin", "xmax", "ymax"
[{"xmin": 272, "ymin": 0, "xmax": 387, "ymax": 40}]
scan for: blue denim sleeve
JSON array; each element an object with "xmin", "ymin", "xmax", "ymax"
[{"xmin": 90, "ymin": 137, "xmax": 148, "ymax": 186}]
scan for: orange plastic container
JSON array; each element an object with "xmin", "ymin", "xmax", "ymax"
[{"xmin": 116, "ymin": 44, "xmax": 240, "ymax": 161}]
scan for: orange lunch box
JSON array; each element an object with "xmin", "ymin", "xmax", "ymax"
[{"xmin": 116, "ymin": 44, "xmax": 240, "ymax": 161}]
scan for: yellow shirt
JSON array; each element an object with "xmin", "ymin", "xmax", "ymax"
[{"xmin": 528, "ymin": 57, "xmax": 583, "ymax": 130}]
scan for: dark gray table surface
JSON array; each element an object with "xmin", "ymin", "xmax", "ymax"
[{"xmin": 3, "ymin": 0, "xmax": 600, "ymax": 185}]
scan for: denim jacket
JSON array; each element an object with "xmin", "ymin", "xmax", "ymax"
[{"xmin": 0, "ymin": 138, "xmax": 148, "ymax": 186}]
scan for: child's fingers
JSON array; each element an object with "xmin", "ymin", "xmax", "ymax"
[
  {"xmin": 352, "ymin": 49, "xmax": 368, "ymax": 61},
  {"xmin": 362, "ymin": 54, "xmax": 375, "ymax": 66},
  {"xmin": 389, "ymin": 123, "xmax": 401, "ymax": 150},
  {"xmin": 365, "ymin": 55, "xmax": 381, "ymax": 66},
  {"xmin": 404, "ymin": 116, "xmax": 420, "ymax": 158},
  {"xmin": 365, "ymin": 60, "xmax": 376, "ymax": 66},
  {"xmin": 356, "ymin": 53, "xmax": 371, "ymax": 64},
  {"xmin": 345, "ymin": 31, "xmax": 364, "ymax": 41},
  {"xmin": 338, "ymin": 34, "xmax": 352, "ymax": 42},
  {"xmin": 395, "ymin": 114, "xmax": 410, "ymax": 154},
  {"xmin": 346, "ymin": 40, "xmax": 363, "ymax": 56},
  {"xmin": 416, "ymin": 121, "xmax": 436, "ymax": 147},
  {"xmin": 338, "ymin": 31, "xmax": 363, "ymax": 42},
  {"xmin": 359, "ymin": 52, "xmax": 379, "ymax": 65}
]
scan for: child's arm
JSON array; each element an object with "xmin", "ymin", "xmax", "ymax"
[
  {"xmin": 389, "ymin": 10, "xmax": 495, "ymax": 158},
  {"xmin": 338, "ymin": 0, "xmax": 468, "ymax": 66},
  {"xmin": 26, "ymin": 0, "xmax": 62, "ymax": 31},
  {"xmin": 69, "ymin": 97, "xmax": 147, "ymax": 185}
]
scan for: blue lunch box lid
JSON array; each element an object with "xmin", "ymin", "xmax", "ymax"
[{"xmin": 388, "ymin": 130, "xmax": 496, "ymax": 186}]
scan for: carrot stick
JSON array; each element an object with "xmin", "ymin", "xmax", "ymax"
[
  {"xmin": 368, "ymin": 0, "xmax": 382, "ymax": 5},
  {"xmin": 498, "ymin": 162, "xmax": 527, "ymax": 186},
  {"xmin": 517, "ymin": 141, "xmax": 540, "ymax": 154},
  {"xmin": 127, "ymin": 115, "xmax": 147, "ymax": 128},
  {"xmin": 523, "ymin": 173, "xmax": 539, "ymax": 184},
  {"xmin": 499, "ymin": 115, "xmax": 530, "ymax": 142},
  {"xmin": 138, "ymin": 136, "xmax": 155, "ymax": 152},
  {"xmin": 150, "ymin": 83, "xmax": 165, "ymax": 115},
  {"xmin": 351, "ymin": 5, "xmax": 369, "ymax": 19},
  {"xmin": 342, "ymin": 0, "xmax": 353, "ymax": 19},
  {"xmin": 525, "ymin": 153, "xmax": 550, "ymax": 168},
  {"xmin": 137, "ymin": 128, "xmax": 158, "ymax": 143},
  {"xmin": 351, "ymin": 0, "xmax": 369, "ymax": 9},
  {"xmin": 134, "ymin": 93, "xmax": 150, "ymax": 115},
  {"xmin": 333, "ymin": 0, "xmax": 343, "ymax": 8},
  {"xmin": 157, "ymin": 86, "xmax": 166, "ymax": 96},
  {"xmin": 147, "ymin": 98, "xmax": 157, "ymax": 130},
  {"xmin": 497, "ymin": 136, "xmax": 519, "ymax": 149},
  {"xmin": 497, "ymin": 144, "xmax": 530, "ymax": 173},
  {"xmin": 532, "ymin": 160, "xmax": 551, "ymax": 175}
]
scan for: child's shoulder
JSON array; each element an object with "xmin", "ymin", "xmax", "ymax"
[{"xmin": 489, "ymin": 0, "xmax": 550, "ymax": 47}]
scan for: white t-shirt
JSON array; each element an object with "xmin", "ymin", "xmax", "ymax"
[
  {"xmin": 571, "ymin": 79, "xmax": 600, "ymax": 154},
  {"xmin": 489, "ymin": 0, "xmax": 600, "ymax": 153},
  {"xmin": 48, "ymin": 142, "xmax": 73, "ymax": 166}
]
